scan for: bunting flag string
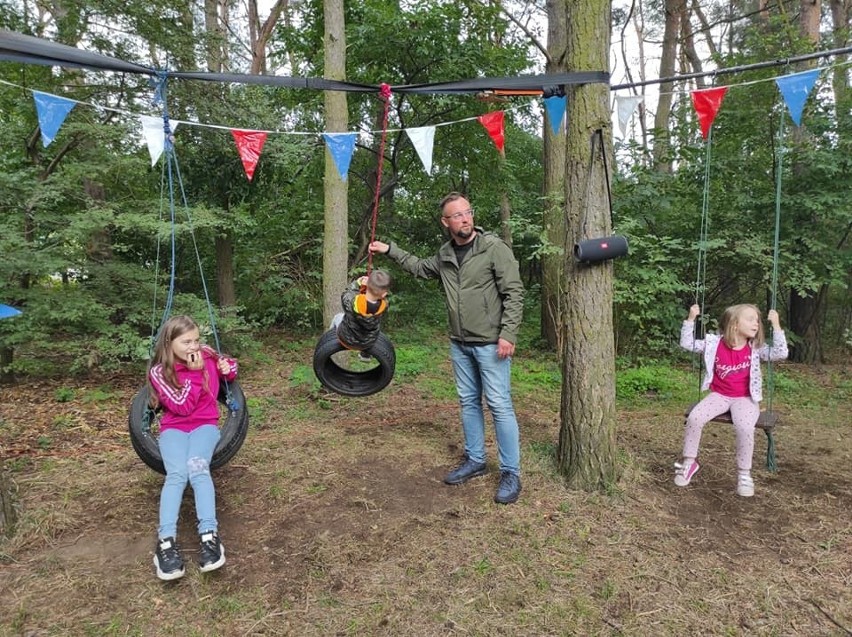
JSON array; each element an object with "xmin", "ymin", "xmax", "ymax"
[
  {"xmin": 478, "ymin": 111, "xmax": 505, "ymax": 155},
  {"xmin": 691, "ymin": 87, "xmax": 729, "ymax": 140},
  {"xmin": 615, "ymin": 95, "xmax": 644, "ymax": 137},
  {"xmin": 543, "ymin": 95, "xmax": 567, "ymax": 135},
  {"xmin": 10, "ymin": 59, "xmax": 831, "ymax": 181},
  {"xmin": 33, "ymin": 91, "xmax": 76, "ymax": 146},
  {"xmin": 775, "ymin": 69, "xmax": 820, "ymax": 126},
  {"xmin": 322, "ymin": 133, "xmax": 358, "ymax": 181},
  {"xmin": 140, "ymin": 115, "xmax": 180, "ymax": 166},
  {"xmin": 405, "ymin": 126, "xmax": 436, "ymax": 174},
  {"xmin": 231, "ymin": 129, "xmax": 268, "ymax": 181}
]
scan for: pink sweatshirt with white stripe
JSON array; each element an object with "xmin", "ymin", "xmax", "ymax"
[{"xmin": 149, "ymin": 345, "xmax": 238, "ymax": 433}]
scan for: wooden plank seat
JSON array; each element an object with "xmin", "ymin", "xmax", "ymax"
[{"xmin": 684, "ymin": 403, "xmax": 779, "ymax": 431}]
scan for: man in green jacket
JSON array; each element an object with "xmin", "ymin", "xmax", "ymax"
[{"xmin": 369, "ymin": 192, "xmax": 525, "ymax": 504}]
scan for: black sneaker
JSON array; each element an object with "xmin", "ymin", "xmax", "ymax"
[
  {"xmin": 494, "ymin": 471, "xmax": 522, "ymax": 504},
  {"xmin": 444, "ymin": 456, "xmax": 488, "ymax": 485},
  {"xmin": 153, "ymin": 537, "xmax": 185, "ymax": 581},
  {"xmin": 198, "ymin": 530, "xmax": 226, "ymax": 573}
]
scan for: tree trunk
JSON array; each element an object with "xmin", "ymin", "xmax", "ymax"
[
  {"xmin": 323, "ymin": 0, "xmax": 349, "ymax": 325},
  {"xmin": 248, "ymin": 0, "xmax": 288, "ymax": 74},
  {"xmin": 785, "ymin": 0, "xmax": 823, "ymax": 362},
  {"xmin": 216, "ymin": 235, "xmax": 236, "ymax": 308},
  {"xmin": 829, "ymin": 0, "xmax": 850, "ymax": 117},
  {"xmin": 0, "ymin": 348, "xmax": 13, "ymax": 385},
  {"xmin": 789, "ymin": 287, "xmax": 826, "ymax": 363},
  {"xmin": 556, "ymin": 0, "xmax": 619, "ymax": 490},
  {"xmin": 541, "ymin": 0, "xmax": 568, "ymax": 350},
  {"xmin": 204, "ymin": 0, "xmax": 236, "ymax": 310},
  {"xmin": 0, "ymin": 464, "xmax": 16, "ymax": 538},
  {"xmin": 499, "ymin": 188, "xmax": 512, "ymax": 247},
  {"xmin": 652, "ymin": 0, "xmax": 685, "ymax": 172}
]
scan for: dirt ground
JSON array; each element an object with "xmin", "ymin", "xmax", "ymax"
[{"xmin": 0, "ymin": 339, "xmax": 850, "ymax": 636}]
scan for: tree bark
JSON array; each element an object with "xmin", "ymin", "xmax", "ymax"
[
  {"xmin": 323, "ymin": 0, "xmax": 349, "ymax": 325},
  {"xmin": 829, "ymin": 0, "xmax": 850, "ymax": 117},
  {"xmin": 556, "ymin": 0, "xmax": 619, "ymax": 490},
  {"xmin": 0, "ymin": 464, "xmax": 16, "ymax": 538},
  {"xmin": 652, "ymin": 0, "xmax": 685, "ymax": 172},
  {"xmin": 786, "ymin": 0, "xmax": 823, "ymax": 362},
  {"xmin": 204, "ymin": 0, "xmax": 236, "ymax": 310},
  {"xmin": 541, "ymin": 0, "xmax": 568, "ymax": 350}
]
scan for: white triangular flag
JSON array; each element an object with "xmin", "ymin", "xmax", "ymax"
[
  {"xmin": 140, "ymin": 115, "xmax": 180, "ymax": 166},
  {"xmin": 405, "ymin": 126, "xmax": 436, "ymax": 174},
  {"xmin": 615, "ymin": 95, "xmax": 644, "ymax": 137}
]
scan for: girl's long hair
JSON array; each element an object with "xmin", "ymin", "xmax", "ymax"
[
  {"xmin": 720, "ymin": 304, "xmax": 765, "ymax": 349},
  {"xmin": 147, "ymin": 315, "xmax": 207, "ymax": 409}
]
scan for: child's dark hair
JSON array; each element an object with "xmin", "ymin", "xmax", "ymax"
[
  {"xmin": 147, "ymin": 315, "xmax": 203, "ymax": 408},
  {"xmin": 366, "ymin": 270, "xmax": 391, "ymax": 294}
]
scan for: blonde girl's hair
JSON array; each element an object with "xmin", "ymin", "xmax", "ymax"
[
  {"xmin": 147, "ymin": 315, "xmax": 208, "ymax": 408},
  {"xmin": 719, "ymin": 304, "xmax": 765, "ymax": 349}
]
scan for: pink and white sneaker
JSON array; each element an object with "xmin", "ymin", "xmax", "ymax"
[{"xmin": 674, "ymin": 459, "xmax": 700, "ymax": 487}]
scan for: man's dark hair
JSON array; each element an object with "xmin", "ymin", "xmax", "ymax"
[{"xmin": 439, "ymin": 192, "xmax": 468, "ymax": 212}]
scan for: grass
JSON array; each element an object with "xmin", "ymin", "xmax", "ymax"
[{"xmin": 0, "ymin": 327, "xmax": 850, "ymax": 636}]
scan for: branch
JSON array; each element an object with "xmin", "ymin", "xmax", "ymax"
[{"xmin": 495, "ymin": 1, "xmax": 549, "ymax": 62}]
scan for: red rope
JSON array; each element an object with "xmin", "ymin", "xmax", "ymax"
[{"xmin": 367, "ymin": 83, "xmax": 392, "ymax": 275}]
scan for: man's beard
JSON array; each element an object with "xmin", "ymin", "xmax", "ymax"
[{"xmin": 454, "ymin": 226, "xmax": 473, "ymax": 241}]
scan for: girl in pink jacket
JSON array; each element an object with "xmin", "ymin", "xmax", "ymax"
[{"xmin": 148, "ymin": 315, "xmax": 237, "ymax": 580}]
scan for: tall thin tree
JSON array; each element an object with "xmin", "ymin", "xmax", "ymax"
[{"xmin": 323, "ymin": 0, "xmax": 349, "ymax": 325}]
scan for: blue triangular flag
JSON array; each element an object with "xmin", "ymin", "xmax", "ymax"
[
  {"xmin": 0, "ymin": 304, "xmax": 22, "ymax": 319},
  {"xmin": 543, "ymin": 95, "xmax": 567, "ymax": 135},
  {"xmin": 322, "ymin": 133, "xmax": 357, "ymax": 180},
  {"xmin": 33, "ymin": 91, "xmax": 77, "ymax": 147},
  {"xmin": 775, "ymin": 69, "xmax": 820, "ymax": 126}
]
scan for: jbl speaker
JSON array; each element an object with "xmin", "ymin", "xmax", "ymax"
[{"xmin": 573, "ymin": 235, "xmax": 629, "ymax": 264}]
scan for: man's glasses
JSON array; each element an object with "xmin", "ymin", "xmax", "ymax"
[{"xmin": 443, "ymin": 209, "xmax": 474, "ymax": 221}]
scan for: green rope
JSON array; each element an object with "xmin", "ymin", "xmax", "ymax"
[
  {"xmin": 765, "ymin": 429, "xmax": 777, "ymax": 472},
  {"xmin": 764, "ymin": 108, "xmax": 786, "ymax": 473},
  {"xmin": 692, "ymin": 127, "xmax": 714, "ymax": 397}
]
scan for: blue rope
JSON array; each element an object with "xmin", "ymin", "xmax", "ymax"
[{"xmin": 150, "ymin": 73, "xmax": 236, "ymax": 409}]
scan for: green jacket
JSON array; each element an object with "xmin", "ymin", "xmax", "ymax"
[{"xmin": 386, "ymin": 228, "xmax": 524, "ymax": 345}]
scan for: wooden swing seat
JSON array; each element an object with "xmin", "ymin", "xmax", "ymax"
[{"xmin": 684, "ymin": 403, "xmax": 779, "ymax": 431}]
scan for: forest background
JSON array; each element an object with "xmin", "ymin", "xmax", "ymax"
[
  {"xmin": 1, "ymin": 0, "xmax": 850, "ymax": 378},
  {"xmin": 1, "ymin": 1, "xmax": 851, "ymax": 635}
]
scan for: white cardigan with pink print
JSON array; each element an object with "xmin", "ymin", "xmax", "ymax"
[{"xmin": 680, "ymin": 321, "xmax": 789, "ymax": 402}]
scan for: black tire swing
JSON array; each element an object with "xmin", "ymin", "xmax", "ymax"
[
  {"xmin": 313, "ymin": 84, "xmax": 396, "ymax": 397},
  {"xmin": 127, "ymin": 83, "xmax": 249, "ymax": 473},
  {"xmin": 312, "ymin": 330, "xmax": 396, "ymax": 397},
  {"xmin": 684, "ymin": 119, "xmax": 784, "ymax": 471}
]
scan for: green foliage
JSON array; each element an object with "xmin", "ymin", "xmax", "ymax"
[{"xmin": 615, "ymin": 365, "xmax": 690, "ymax": 401}]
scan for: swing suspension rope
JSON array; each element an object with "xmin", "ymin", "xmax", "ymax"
[
  {"xmin": 766, "ymin": 112, "xmax": 785, "ymax": 415},
  {"xmin": 692, "ymin": 127, "xmax": 714, "ymax": 390},
  {"xmin": 365, "ymin": 83, "xmax": 392, "ymax": 276},
  {"xmin": 150, "ymin": 74, "xmax": 231, "ymax": 401}
]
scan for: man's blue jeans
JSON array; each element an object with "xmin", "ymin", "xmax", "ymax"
[
  {"xmin": 158, "ymin": 425, "xmax": 220, "ymax": 539},
  {"xmin": 449, "ymin": 340, "xmax": 520, "ymax": 476}
]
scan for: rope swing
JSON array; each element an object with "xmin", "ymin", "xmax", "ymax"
[
  {"xmin": 128, "ymin": 74, "xmax": 249, "ymax": 473},
  {"xmin": 312, "ymin": 84, "xmax": 396, "ymax": 397},
  {"xmin": 685, "ymin": 112, "xmax": 784, "ymax": 472}
]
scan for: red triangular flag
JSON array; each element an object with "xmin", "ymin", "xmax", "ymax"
[
  {"xmin": 478, "ymin": 111, "xmax": 505, "ymax": 154},
  {"xmin": 231, "ymin": 129, "xmax": 268, "ymax": 181},
  {"xmin": 691, "ymin": 87, "xmax": 728, "ymax": 140}
]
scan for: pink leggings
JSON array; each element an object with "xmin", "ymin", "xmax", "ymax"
[{"xmin": 682, "ymin": 392, "xmax": 760, "ymax": 472}]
